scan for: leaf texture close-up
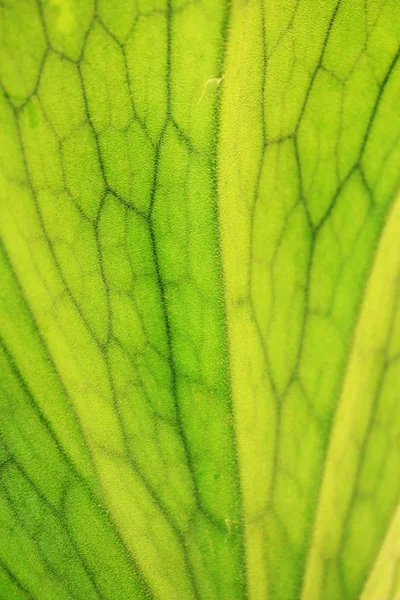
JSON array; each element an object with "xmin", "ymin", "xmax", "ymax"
[{"xmin": 1, "ymin": 1, "xmax": 400, "ymax": 599}]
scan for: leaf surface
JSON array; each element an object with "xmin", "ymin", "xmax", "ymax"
[{"xmin": 0, "ymin": 1, "xmax": 400, "ymax": 598}]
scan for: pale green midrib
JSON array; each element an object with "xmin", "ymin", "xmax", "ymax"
[
  {"xmin": 212, "ymin": 1, "xmax": 248, "ymax": 597},
  {"xmin": 249, "ymin": 0, "xmax": 273, "ymax": 388}
]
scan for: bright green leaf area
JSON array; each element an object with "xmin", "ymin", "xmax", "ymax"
[{"xmin": 0, "ymin": 0, "xmax": 400, "ymax": 599}]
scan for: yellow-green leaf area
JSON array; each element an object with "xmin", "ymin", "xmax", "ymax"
[{"xmin": 1, "ymin": 0, "xmax": 400, "ymax": 599}]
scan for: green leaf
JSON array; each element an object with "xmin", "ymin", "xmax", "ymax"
[{"xmin": 0, "ymin": 1, "xmax": 399, "ymax": 598}]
